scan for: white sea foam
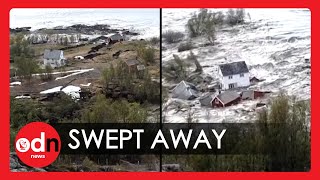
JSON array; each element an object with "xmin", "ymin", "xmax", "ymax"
[
  {"xmin": 10, "ymin": 8, "xmax": 160, "ymax": 39},
  {"xmin": 162, "ymin": 8, "xmax": 311, "ymax": 123}
]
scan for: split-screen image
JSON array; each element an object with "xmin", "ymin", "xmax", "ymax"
[{"xmin": 10, "ymin": 8, "xmax": 310, "ymax": 172}]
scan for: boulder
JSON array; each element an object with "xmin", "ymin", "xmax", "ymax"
[
  {"xmin": 162, "ymin": 164, "xmax": 182, "ymax": 172},
  {"xmin": 11, "ymin": 168, "xmax": 28, "ymax": 172},
  {"xmin": 31, "ymin": 168, "xmax": 47, "ymax": 172},
  {"xmin": 10, "ymin": 156, "xmax": 21, "ymax": 169}
]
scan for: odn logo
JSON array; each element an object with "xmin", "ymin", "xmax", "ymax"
[{"xmin": 15, "ymin": 122, "xmax": 61, "ymax": 168}]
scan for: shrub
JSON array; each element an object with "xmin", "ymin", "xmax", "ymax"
[
  {"xmin": 187, "ymin": 51, "xmax": 202, "ymax": 72},
  {"xmin": 102, "ymin": 61, "xmax": 159, "ymax": 104},
  {"xmin": 45, "ymin": 93, "xmax": 80, "ymax": 121},
  {"xmin": 136, "ymin": 45, "xmax": 156, "ymax": 64},
  {"xmin": 81, "ymin": 94, "xmax": 148, "ymax": 123},
  {"xmin": 141, "ymin": 47, "xmax": 155, "ymax": 64},
  {"xmin": 102, "ymin": 62, "xmax": 133, "ymax": 87},
  {"xmin": 225, "ymin": 9, "xmax": 245, "ymax": 26},
  {"xmin": 202, "ymin": 20, "xmax": 216, "ymax": 45},
  {"xmin": 81, "ymin": 94, "xmax": 115, "ymax": 123},
  {"xmin": 10, "ymin": 34, "xmax": 39, "ymax": 80},
  {"xmin": 39, "ymin": 65, "xmax": 53, "ymax": 81},
  {"xmin": 162, "ymin": 54, "xmax": 188, "ymax": 82},
  {"xmin": 110, "ymin": 100, "xmax": 148, "ymax": 123},
  {"xmin": 82, "ymin": 157, "xmax": 99, "ymax": 171},
  {"xmin": 163, "ymin": 95, "xmax": 310, "ymax": 172},
  {"xmin": 257, "ymin": 94, "xmax": 310, "ymax": 171},
  {"xmin": 185, "ymin": 8, "xmax": 246, "ymax": 44},
  {"xmin": 149, "ymin": 36, "xmax": 160, "ymax": 45},
  {"xmin": 162, "ymin": 31, "xmax": 185, "ymax": 44},
  {"xmin": 102, "ymin": 64, "xmax": 116, "ymax": 85},
  {"xmin": 133, "ymin": 72, "xmax": 160, "ymax": 104},
  {"xmin": 186, "ymin": 9, "xmax": 210, "ymax": 38},
  {"xmin": 177, "ymin": 42, "xmax": 194, "ymax": 52},
  {"xmin": 186, "ymin": 9, "xmax": 218, "ymax": 44},
  {"xmin": 10, "ymin": 128, "xmax": 18, "ymax": 151},
  {"xmin": 10, "ymin": 98, "xmax": 42, "ymax": 129}
]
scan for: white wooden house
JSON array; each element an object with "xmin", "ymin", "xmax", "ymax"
[
  {"xmin": 43, "ymin": 49, "xmax": 65, "ymax": 68},
  {"xmin": 218, "ymin": 61, "xmax": 250, "ymax": 90}
]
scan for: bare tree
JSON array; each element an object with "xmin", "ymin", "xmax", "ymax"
[{"xmin": 187, "ymin": 51, "xmax": 202, "ymax": 73}]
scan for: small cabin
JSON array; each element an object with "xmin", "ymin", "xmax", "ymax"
[{"xmin": 212, "ymin": 91, "xmax": 241, "ymax": 107}]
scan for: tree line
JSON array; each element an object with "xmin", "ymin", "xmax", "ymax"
[
  {"xmin": 163, "ymin": 94, "xmax": 310, "ymax": 171},
  {"xmin": 163, "ymin": 9, "xmax": 246, "ymax": 46}
]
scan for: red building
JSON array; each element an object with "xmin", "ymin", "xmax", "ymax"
[{"xmin": 211, "ymin": 91, "xmax": 241, "ymax": 108}]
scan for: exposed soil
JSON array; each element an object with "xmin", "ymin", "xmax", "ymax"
[{"xmin": 10, "ymin": 41, "xmax": 160, "ymax": 98}]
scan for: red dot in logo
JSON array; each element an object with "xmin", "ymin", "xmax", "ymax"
[{"xmin": 15, "ymin": 122, "xmax": 61, "ymax": 168}]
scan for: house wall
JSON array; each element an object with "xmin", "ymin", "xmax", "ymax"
[
  {"xmin": 44, "ymin": 59, "xmax": 65, "ymax": 68},
  {"xmin": 60, "ymin": 51, "xmax": 64, "ymax": 59},
  {"xmin": 212, "ymin": 97, "xmax": 224, "ymax": 108},
  {"xmin": 254, "ymin": 91, "xmax": 265, "ymax": 99},
  {"xmin": 211, "ymin": 97, "xmax": 241, "ymax": 108},
  {"xmin": 218, "ymin": 69, "xmax": 250, "ymax": 90},
  {"xmin": 172, "ymin": 81, "xmax": 186, "ymax": 99},
  {"xmin": 44, "ymin": 59, "xmax": 59, "ymax": 68},
  {"xmin": 43, "ymin": 52, "xmax": 65, "ymax": 68}
]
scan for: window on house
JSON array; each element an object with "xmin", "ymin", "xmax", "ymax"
[
  {"xmin": 229, "ymin": 83, "xmax": 235, "ymax": 89},
  {"xmin": 240, "ymin": 73, "xmax": 244, "ymax": 77},
  {"xmin": 228, "ymin": 75, "xmax": 233, "ymax": 79}
]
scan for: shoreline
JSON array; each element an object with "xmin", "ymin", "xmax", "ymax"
[{"xmin": 10, "ymin": 24, "xmax": 140, "ymax": 36}]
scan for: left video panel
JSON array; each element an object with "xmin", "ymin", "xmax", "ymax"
[{"xmin": 10, "ymin": 8, "xmax": 160, "ymax": 172}]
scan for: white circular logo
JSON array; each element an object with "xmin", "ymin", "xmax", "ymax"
[{"xmin": 16, "ymin": 138, "xmax": 30, "ymax": 152}]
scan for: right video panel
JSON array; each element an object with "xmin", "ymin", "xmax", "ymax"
[{"xmin": 161, "ymin": 8, "xmax": 311, "ymax": 172}]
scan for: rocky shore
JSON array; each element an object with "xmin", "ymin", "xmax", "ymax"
[
  {"xmin": 10, "ymin": 152, "xmax": 47, "ymax": 172},
  {"xmin": 10, "ymin": 24, "xmax": 139, "ymax": 36},
  {"xmin": 10, "ymin": 152, "xmax": 180, "ymax": 172}
]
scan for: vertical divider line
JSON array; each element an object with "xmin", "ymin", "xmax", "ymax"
[{"xmin": 159, "ymin": 7, "xmax": 163, "ymax": 172}]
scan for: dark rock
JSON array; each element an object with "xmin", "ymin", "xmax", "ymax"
[
  {"xmin": 11, "ymin": 168, "xmax": 28, "ymax": 172},
  {"xmin": 31, "ymin": 168, "xmax": 47, "ymax": 172},
  {"xmin": 305, "ymin": 59, "xmax": 310, "ymax": 63},
  {"xmin": 10, "ymin": 156, "xmax": 21, "ymax": 169},
  {"xmin": 293, "ymin": 65, "xmax": 311, "ymax": 73},
  {"xmin": 203, "ymin": 75, "xmax": 213, "ymax": 83},
  {"xmin": 302, "ymin": 65, "xmax": 311, "ymax": 69},
  {"xmin": 256, "ymin": 102, "xmax": 267, "ymax": 108},
  {"xmin": 84, "ymin": 53, "xmax": 102, "ymax": 59},
  {"xmin": 162, "ymin": 164, "xmax": 182, "ymax": 172},
  {"xmin": 10, "ymin": 27, "xmax": 31, "ymax": 33},
  {"xmin": 112, "ymin": 50, "xmax": 122, "ymax": 59},
  {"xmin": 288, "ymin": 36, "xmax": 298, "ymax": 43},
  {"xmin": 59, "ymin": 44, "xmax": 85, "ymax": 51},
  {"xmin": 99, "ymin": 166, "xmax": 116, "ymax": 172},
  {"xmin": 88, "ymin": 43, "xmax": 107, "ymax": 54}
]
